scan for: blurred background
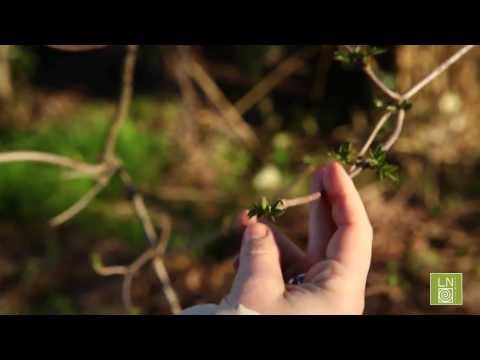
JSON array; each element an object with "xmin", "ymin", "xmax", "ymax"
[{"xmin": 0, "ymin": 45, "xmax": 479, "ymax": 315}]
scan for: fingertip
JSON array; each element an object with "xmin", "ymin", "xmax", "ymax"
[
  {"xmin": 324, "ymin": 161, "xmax": 371, "ymax": 231},
  {"xmin": 238, "ymin": 210, "xmax": 258, "ymax": 228},
  {"xmin": 329, "ymin": 161, "xmax": 347, "ymax": 174},
  {"xmin": 323, "ymin": 161, "xmax": 352, "ymax": 196}
]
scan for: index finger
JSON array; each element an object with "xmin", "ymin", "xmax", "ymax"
[{"xmin": 322, "ymin": 162, "xmax": 373, "ymax": 277}]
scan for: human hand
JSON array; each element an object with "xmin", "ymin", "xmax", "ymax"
[{"xmin": 225, "ymin": 162, "xmax": 373, "ymax": 315}]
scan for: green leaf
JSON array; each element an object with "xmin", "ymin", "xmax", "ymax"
[
  {"xmin": 378, "ymin": 163, "xmax": 399, "ymax": 182},
  {"xmin": 261, "ymin": 196, "xmax": 268, "ymax": 211},
  {"xmin": 328, "ymin": 142, "xmax": 354, "ymax": 166},
  {"xmin": 373, "ymin": 98, "xmax": 413, "ymax": 112},
  {"xmin": 335, "ymin": 46, "xmax": 389, "ymax": 70},
  {"xmin": 248, "ymin": 198, "xmax": 286, "ymax": 221},
  {"xmin": 366, "ymin": 145, "xmax": 399, "ymax": 182}
]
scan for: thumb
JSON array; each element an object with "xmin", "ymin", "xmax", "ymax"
[{"xmin": 228, "ymin": 223, "xmax": 285, "ymax": 306}]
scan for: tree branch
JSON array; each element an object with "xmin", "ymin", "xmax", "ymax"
[
  {"xmin": 274, "ymin": 45, "xmax": 477, "ymax": 209},
  {"xmin": 348, "ymin": 111, "xmax": 394, "ymax": 174},
  {"xmin": 279, "ymin": 192, "xmax": 322, "ymax": 210},
  {"xmin": 118, "ymin": 169, "xmax": 181, "ymax": 314},
  {"xmin": 382, "ymin": 109, "xmax": 406, "ymax": 152},
  {"xmin": 49, "ymin": 169, "xmax": 116, "ymax": 227},
  {"xmin": 185, "ymin": 56, "xmax": 260, "ymax": 150},
  {"xmin": 403, "ymin": 45, "xmax": 476, "ymax": 100},
  {"xmin": 0, "ymin": 151, "xmax": 105, "ymax": 176},
  {"xmin": 364, "ymin": 64, "xmax": 401, "ymax": 101},
  {"xmin": 103, "ymin": 45, "xmax": 139, "ymax": 161},
  {"xmin": 235, "ymin": 47, "xmax": 322, "ymax": 115}
]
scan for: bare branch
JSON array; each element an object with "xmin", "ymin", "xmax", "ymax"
[
  {"xmin": 349, "ymin": 111, "xmax": 394, "ymax": 174},
  {"xmin": 349, "ymin": 166, "xmax": 363, "ymax": 179},
  {"xmin": 348, "ymin": 110, "xmax": 405, "ymax": 179},
  {"xmin": 95, "ymin": 265, "xmax": 128, "ymax": 277},
  {"xmin": 92, "ymin": 254, "xmax": 128, "ymax": 276},
  {"xmin": 364, "ymin": 64, "xmax": 401, "ymax": 101},
  {"xmin": 235, "ymin": 47, "xmax": 321, "ymax": 115},
  {"xmin": 0, "ymin": 151, "xmax": 105, "ymax": 176},
  {"xmin": 358, "ymin": 111, "xmax": 395, "ymax": 158},
  {"xmin": 152, "ymin": 258, "xmax": 182, "ymax": 314},
  {"xmin": 49, "ymin": 170, "xmax": 115, "ymax": 227},
  {"xmin": 118, "ymin": 169, "xmax": 181, "ymax": 314},
  {"xmin": 122, "ymin": 247, "xmax": 156, "ymax": 311},
  {"xmin": 119, "ymin": 170, "xmax": 157, "ymax": 246},
  {"xmin": 173, "ymin": 46, "xmax": 200, "ymax": 148},
  {"xmin": 403, "ymin": 45, "xmax": 476, "ymax": 100},
  {"xmin": 103, "ymin": 45, "xmax": 139, "ymax": 161},
  {"xmin": 342, "ymin": 45, "xmax": 400, "ymax": 101},
  {"xmin": 382, "ymin": 109, "xmax": 406, "ymax": 152},
  {"xmin": 279, "ymin": 192, "xmax": 321, "ymax": 210},
  {"xmin": 185, "ymin": 56, "xmax": 260, "ymax": 149}
]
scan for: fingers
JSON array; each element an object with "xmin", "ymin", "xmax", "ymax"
[
  {"xmin": 261, "ymin": 220, "xmax": 309, "ymax": 277},
  {"xmin": 235, "ymin": 210, "xmax": 308, "ymax": 277},
  {"xmin": 308, "ymin": 168, "xmax": 336, "ymax": 262},
  {"xmin": 233, "ymin": 210, "xmax": 309, "ymax": 277},
  {"xmin": 322, "ymin": 162, "xmax": 373, "ymax": 276},
  {"xmin": 228, "ymin": 223, "xmax": 285, "ymax": 303}
]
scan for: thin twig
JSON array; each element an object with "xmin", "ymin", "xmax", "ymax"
[
  {"xmin": 122, "ymin": 247, "xmax": 157, "ymax": 311},
  {"xmin": 403, "ymin": 45, "xmax": 476, "ymax": 100},
  {"xmin": 235, "ymin": 47, "xmax": 321, "ymax": 115},
  {"xmin": 103, "ymin": 45, "xmax": 139, "ymax": 161},
  {"xmin": 358, "ymin": 111, "xmax": 394, "ymax": 157},
  {"xmin": 118, "ymin": 169, "xmax": 181, "ymax": 314},
  {"xmin": 364, "ymin": 64, "xmax": 401, "ymax": 101},
  {"xmin": 349, "ymin": 111, "xmax": 394, "ymax": 173},
  {"xmin": 185, "ymin": 57, "xmax": 260, "ymax": 149},
  {"xmin": 173, "ymin": 46, "xmax": 200, "ymax": 148},
  {"xmin": 119, "ymin": 170, "xmax": 157, "ymax": 246},
  {"xmin": 382, "ymin": 109, "xmax": 406, "ymax": 152},
  {"xmin": 49, "ymin": 170, "xmax": 116, "ymax": 227},
  {"xmin": 0, "ymin": 151, "xmax": 105, "ymax": 176},
  {"xmin": 349, "ymin": 166, "xmax": 363, "ymax": 180},
  {"xmin": 279, "ymin": 192, "xmax": 322, "ymax": 210},
  {"xmin": 343, "ymin": 45, "xmax": 400, "ymax": 101},
  {"xmin": 152, "ymin": 258, "xmax": 182, "ymax": 314},
  {"xmin": 348, "ymin": 110, "xmax": 405, "ymax": 179},
  {"xmin": 95, "ymin": 264, "xmax": 128, "ymax": 277}
]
